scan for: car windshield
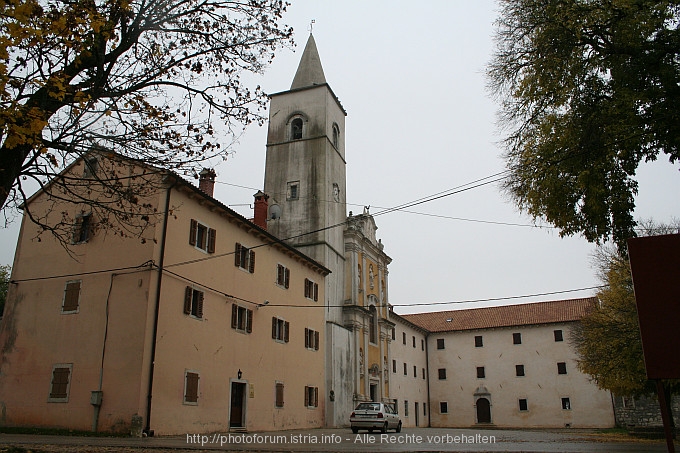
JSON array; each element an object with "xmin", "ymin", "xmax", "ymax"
[{"xmin": 355, "ymin": 403, "xmax": 380, "ymax": 411}]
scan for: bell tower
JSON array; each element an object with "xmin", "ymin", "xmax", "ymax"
[{"xmin": 263, "ymin": 34, "xmax": 353, "ymax": 427}]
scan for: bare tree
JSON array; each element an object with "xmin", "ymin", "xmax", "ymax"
[{"xmin": 0, "ymin": 0, "xmax": 293, "ymax": 245}]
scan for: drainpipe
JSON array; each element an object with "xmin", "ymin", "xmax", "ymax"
[
  {"xmin": 425, "ymin": 332, "xmax": 431, "ymax": 427},
  {"xmin": 144, "ymin": 181, "xmax": 173, "ymax": 436},
  {"xmin": 92, "ymin": 273, "xmax": 115, "ymax": 432}
]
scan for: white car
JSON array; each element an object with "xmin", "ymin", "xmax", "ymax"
[{"xmin": 350, "ymin": 402, "xmax": 402, "ymax": 433}]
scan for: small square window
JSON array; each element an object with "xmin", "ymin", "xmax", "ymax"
[
  {"xmin": 231, "ymin": 304, "xmax": 253, "ymax": 333},
  {"xmin": 189, "ymin": 219, "xmax": 216, "ymax": 253},
  {"xmin": 516, "ymin": 364, "xmax": 525, "ymax": 377},
  {"xmin": 440, "ymin": 402, "xmax": 448, "ymax": 414},
  {"xmin": 287, "ymin": 181, "xmax": 300, "ymax": 200},
  {"xmin": 519, "ymin": 399, "xmax": 528, "ymax": 411},
  {"xmin": 304, "ymin": 278, "xmax": 319, "ymax": 301},
  {"xmin": 235, "ymin": 243, "xmax": 255, "ymax": 273},
  {"xmin": 476, "ymin": 366, "xmax": 485, "ymax": 379},
  {"xmin": 304, "ymin": 386, "xmax": 319, "ymax": 408},
  {"xmin": 561, "ymin": 397, "xmax": 571, "ymax": 410},
  {"xmin": 183, "ymin": 286, "xmax": 204, "ymax": 319},
  {"xmin": 272, "ymin": 317, "xmax": 290, "ymax": 343},
  {"xmin": 438, "ymin": 368, "xmax": 447, "ymax": 380},
  {"xmin": 557, "ymin": 362, "xmax": 567, "ymax": 375},
  {"xmin": 276, "ymin": 264, "xmax": 290, "ymax": 288},
  {"xmin": 437, "ymin": 338, "xmax": 445, "ymax": 349},
  {"xmin": 72, "ymin": 213, "xmax": 93, "ymax": 244},
  {"xmin": 474, "ymin": 335, "xmax": 483, "ymax": 347},
  {"xmin": 513, "ymin": 332, "xmax": 522, "ymax": 344},
  {"xmin": 304, "ymin": 328, "xmax": 320, "ymax": 350},
  {"xmin": 554, "ymin": 329, "xmax": 564, "ymax": 342}
]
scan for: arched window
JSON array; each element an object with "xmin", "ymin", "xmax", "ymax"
[
  {"xmin": 369, "ymin": 305, "xmax": 377, "ymax": 344},
  {"xmin": 332, "ymin": 123, "xmax": 340, "ymax": 148},
  {"xmin": 291, "ymin": 118, "xmax": 303, "ymax": 140}
]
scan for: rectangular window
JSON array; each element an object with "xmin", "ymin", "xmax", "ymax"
[
  {"xmin": 276, "ymin": 264, "xmax": 290, "ymax": 288},
  {"xmin": 516, "ymin": 364, "xmax": 525, "ymax": 377},
  {"xmin": 72, "ymin": 213, "xmax": 93, "ymax": 244},
  {"xmin": 275, "ymin": 382, "xmax": 285, "ymax": 408},
  {"xmin": 183, "ymin": 286, "xmax": 204, "ymax": 319},
  {"xmin": 184, "ymin": 371, "xmax": 199, "ymax": 404},
  {"xmin": 231, "ymin": 304, "xmax": 253, "ymax": 333},
  {"xmin": 554, "ymin": 329, "xmax": 564, "ymax": 342},
  {"xmin": 474, "ymin": 335, "xmax": 483, "ymax": 347},
  {"xmin": 272, "ymin": 317, "xmax": 290, "ymax": 343},
  {"xmin": 304, "ymin": 328, "xmax": 320, "ymax": 350},
  {"xmin": 304, "ymin": 279, "xmax": 319, "ymax": 301},
  {"xmin": 391, "ymin": 328, "xmax": 395, "ymax": 340},
  {"xmin": 413, "ymin": 365, "xmax": 417, "ymax": 378},
  {"xmin": 519, "ymin": 398, "xmax": 528, "ymax": 411},
  {"xmin": 438, "ymin": 368, "xmax": 447, "ymax": 380},
  {"xmin": 513, "ymin": 332, "xmax": 522, "ymax": 344},
  {"xmin": 412, "ymin": 336, "xmax": 416, "ymax": 348},
  {"xmin": 404, "ymin": 400, "xmax": 409, "ymax": 417},
  {"xmin": 403, "ymin": 363, "xmax": 407, "ymax": 376},
  {"xmin": 286, "ymin": 181, "xmax": 300, "ymax": 200},
  {"xmin": 235, "ymin": 243, "xmax": 255, "ymax": 273},
  {"xmin": 62, "ymin": 280, "xmax": 81, "ymax": 313},
  {"xmin": 557, "ymin": 362, "xmax": 567, "ymax": 375},
  {"xmin": 440, "ymin": 402, "xmax": 448, "ymax": 414},
  {"xmin": 392, "ymin": 360, "xmax": 397, "ymax": 373},
  {"xmin": 304, "ymin": 386, "xmax": 319, "ymax": 408},
  {"xmin": 402, "ymin": 332, "xmax": 406, "ymax": 345},
  {"xmin": 476, "ymin": 366, "xmax": 485, "ymax": 379},
  {"xmin": 437, "ymin": 338, "xmax": 445, "ymax": 349},
  {"xmin": 422, "ymin": 368, "xmax": 426, "ymax": 379},
  {"xmin": 561, "ymin": 397, "xmax": 571, "ymax": 410},
  {"xmin": 189, "ymin": 219, "xmax": 216, "ymax": 253},
  {"xmin": 48, "ymin": 364, "xmax": 72, "ymax": 402},
  {"xmin": 421, "ymin": 339, "xmax": 425, "ymax": 351}
]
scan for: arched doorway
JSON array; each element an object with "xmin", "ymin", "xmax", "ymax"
[{"xmin": 476, "ymin": 397, "xmax": 491, "ymax": 423}]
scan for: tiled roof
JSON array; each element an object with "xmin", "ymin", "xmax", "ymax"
[{"xmin": 400, "ymin": 298, "xmax": 597, "ymax": 333}]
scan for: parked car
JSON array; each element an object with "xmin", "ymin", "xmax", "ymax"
[{"xmin": 350, "ymin": 402, "xmax": 402, "ymax": 433}]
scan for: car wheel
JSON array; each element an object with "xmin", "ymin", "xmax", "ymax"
[
  {"xmin": 351, "ymin": 427, "xmax": 358, "ymax": 434},
  {"xmin": 381, "ymin": 422, "xmax": 388, "ymax": 433},
  {"xmin": 396, "ymin": 421, "xmax": 402, "ymax": 433}
]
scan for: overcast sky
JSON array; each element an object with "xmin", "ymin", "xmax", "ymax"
[{"xmin": 2, "ymin": 1, "xmax": 678, "ymax": 314}]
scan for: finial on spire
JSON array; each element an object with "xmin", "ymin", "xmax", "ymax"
[{"xmin": 308, "ymin": 19, "xmax": 315, "ymax": 34}]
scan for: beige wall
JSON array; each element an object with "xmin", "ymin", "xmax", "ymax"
[
  {"xmin": 390, "ymin": 316, "xmax": 429, "ymax": 428},
  {"xmin": 427, "ymin": 322, "xmax": 615, "ymax": 428}
]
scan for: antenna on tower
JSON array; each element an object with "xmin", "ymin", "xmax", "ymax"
[{"xmin": 308, "ymin": 19, "xmax": 315, "ymax": 34}]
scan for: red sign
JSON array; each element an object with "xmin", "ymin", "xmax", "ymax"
[{"xmin": 627, "ymin": 234, "xmax": 680, "ymax": 380}]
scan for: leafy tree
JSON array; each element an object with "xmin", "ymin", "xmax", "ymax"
[
  {"xmin": 0, "ymin": 264, "xmax": 9, "ymax": 316},
  {"xmin": 488, "ymin": 0, "xmax": 680, "ymax": 250},
  {"xmin": 572, "ymin": 220, "xmax": 680, "ymax": 427},
  {"xmin": 0, "ymin": 0, "xmax": 293, "ymax": 244}
]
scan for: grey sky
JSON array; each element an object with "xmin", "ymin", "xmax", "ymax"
[{"xmin": 2, "ymin": 1, "xmax": 678, "ymax": 314}]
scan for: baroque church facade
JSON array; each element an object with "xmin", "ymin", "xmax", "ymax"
[{"xmin": 262, "ymin": 33, "xmax": 395, "ymax": 427}]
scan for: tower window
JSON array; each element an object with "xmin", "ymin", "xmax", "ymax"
[
  {"xmin": 287, "ymin": 181, "xmax": 300, "ymax": 200},
  {"xmin": 332, "ymin": 123, "xmax": 340, "ymax": 148},
  {"xmin": 291, "ymin": 118, "xmax": 303, "ymax": 140}
]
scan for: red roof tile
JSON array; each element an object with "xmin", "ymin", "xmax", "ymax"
[{"xmin": 400, "ymin": 298, "xmax": 596, "ymax": 333}]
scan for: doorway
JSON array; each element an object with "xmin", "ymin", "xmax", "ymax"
[
  {"xmin": 230, "ymin": 382, "xmax": 246, "ymax": 427},
  {"xmin": 476, "ymin": 397, "xmax": 491, "ymax": 423},
  {"xmin": 415, "ymin": 402, "xmax": 420, "ymax": 426},
  {"xmin": 369, "ymin": 383, "xmax": 378, "ymax": 402}
]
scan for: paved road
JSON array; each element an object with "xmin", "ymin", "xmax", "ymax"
[{"xmin": 0, "ymin": 427, "xmax": 676, "ymax": 452}]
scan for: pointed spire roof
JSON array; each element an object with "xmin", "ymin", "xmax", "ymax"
[{"xmin": 291, "ymin": 34, "xmax": 327, "ymax": 90}]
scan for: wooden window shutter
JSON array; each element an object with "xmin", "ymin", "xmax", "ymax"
[
  {"xmin": 246, "ymin": 309, "xmax": 253, "ymax": 333},
  {"xmin": 234, "ymin": 243, "xmax": 241, "ymax": 267},
  {"xmin": 63, "ymin": 281, "xmax": 81, "ymax": 312},
  {"xmin": 248, "ymin": 250, "xmax": 255, "ymax": 273},
  {"xmin": 231, "ymin": 304, "xmax": 238, "ymax": 329},
  {"xmin": 189, "ymin": 219, "xmax": 198, "ymax": 246},
  {"xmin": 277, "ymin": 264, "xmax": 283, "ymax": 285},
  {"xmin": 272, "ymin": 317, "xmax": 277, "ymax": 339},
  {"xmin": 184, "ymin": 286, "xmax": 192, "ymax": 314},
  {"xmin": 304, "ymin": 328, "xmax": 309, "ymax": 348},
  {"xmin": 304, "ymin": 386, "xmax": 309, "ymax": 407},
  {"xmin": 314, "ymin": 331, "xmax": 320, "ymax": 350},
  {"xmin": 50, "ymin": 367, "xmax": 70, "ymax": 398},
  {"xmin": 196, "ymin": 291, "xmax": 204, "ymax": 318},
  {"xmin": 284, "ymin": 268, "xmax": 290, "ymax": 289},
  {"xmin": 207, "ymin": 228, "xmax": 216, "ymax": 254},
  {"xmin": 313, "ymin": 283, "xmax": 319, "ymax": 302},
  {"xmin": 304, "ymin": 279, "xmax": 309, "ymax": 298},
  {"xmin": 284, "ymin": 321, "xmax": 290, "ymax": 343},
  {"xmin": 314, "ymin": 387, "xmax": 319, "ymax": 407},
  {"xmin": 185, "ymin": 372, "xmax": 199, "ymax": 403},
  {"xmin": 275, "ymin": 382, "xmax": 284, "ymax": 407}
]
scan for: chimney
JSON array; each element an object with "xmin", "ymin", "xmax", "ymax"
[
  {"xmin": 253, "ymin": 190, "xmax": 269, "ymax": 230},
  {"xmin": 198, "ymin": 168, "xmax": 216, "ymax": 197}
]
